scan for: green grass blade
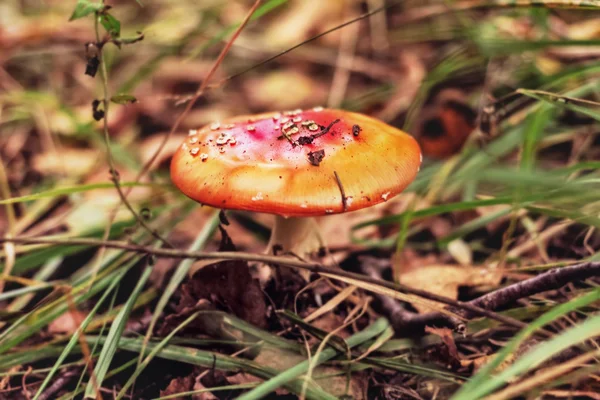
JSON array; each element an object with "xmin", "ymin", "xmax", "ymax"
[
  {"xmin": 83, "ymin": 266, "xmax": 152, "ymax": 399},
  {"xmin": 32, "ymin": 267, "xmax": 127, "ymax": 400},
  {"xmin": 237, "ymin": 318, "xmax": 390, "ymax": 400},
  {"xmin": 116, "ymin": 311, "xmax": 201, "ymax": 399},
  {"xmin": 453, "ymin": 288, "xmax": 600, "ymax": 399}
]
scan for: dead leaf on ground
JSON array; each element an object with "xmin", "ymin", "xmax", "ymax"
[
  {"xmin": 159, "ymin": 226, "xmax": 266, "ymax": 334},
  {"xmin": 394, "ymin": 253, "xmax": 503, "ymax": 313},
  {"xmin": 48, "ymin": 309, "xmax": 85, "ymax": 335},
  {"xmin": 415, "ymin": 89, "xmax": 476, "ymax": 159},
  {"xmin": 160, "ymin": 374, "xmax": 195, "ymax": 400},
  {"xmin": 425, "ymin": 326, "xmax": 461, "ymax": 369}
]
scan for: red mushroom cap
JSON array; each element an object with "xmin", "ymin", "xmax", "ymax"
[{"xmin": 171, "ymin": 108, "xmax": 421, "ymax": 217}]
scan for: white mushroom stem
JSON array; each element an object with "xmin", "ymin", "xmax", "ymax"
[
  {"xmin": 267, "ymin": 216, "xmax": 322, "ymax": 257},
  {"xmin": 258, "ymin": 216, "xmax": 322, "ymax": 283}
]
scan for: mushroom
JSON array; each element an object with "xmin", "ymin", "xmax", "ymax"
[{"xmin": 171, "ymin": 107, "xmax": 422, "ymax": 281}]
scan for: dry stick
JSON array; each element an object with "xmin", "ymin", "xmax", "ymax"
[
  {"xmin": 365, "ymin": 260, "xmax": 600, "ymax": 335},
  {"xmin": 361, "ymin": 260, "xmax": 465, "ymax": 334},
  {"xmin": 38, "ymin": 369, "xmax": 79, "ymax": 400},
  {"xmin": 0, "ymin": 235, "xmax": 526, "ymax": 330}
]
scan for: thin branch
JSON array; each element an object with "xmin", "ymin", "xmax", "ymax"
[
  {"xmin": 0, "ymin": 235, "xmax": 527, "ymax": 330},
  {"xmin": 363, "ymin": 258, "xmax": 600, "ymax": 336}
]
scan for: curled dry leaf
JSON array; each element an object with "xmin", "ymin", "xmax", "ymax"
[{"xmin": 416, "ymin": 89, "xmax": 476, "ymax": 159}]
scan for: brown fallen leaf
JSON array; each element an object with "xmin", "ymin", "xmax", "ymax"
[
  {"xmin": 48, "ymin": 309, "xmax": 85, "ymax": 335},
  {"xmin": 416, "ymin": 89, "xmax": 477, "ymax": 159},
  {"xmin": 394, "ymin": 254, "xmax": 503, "ymax": 313},
  {"xmin": 159, "ymin": 226, "xmax": 266, "ymax": 334},
  {"xmin": 160, "ymin": 374, "xmax": 195, "ymax": 400},
  {"xmin": 425, "ymin": 326, "xmax": 461, "ymax": 369}
]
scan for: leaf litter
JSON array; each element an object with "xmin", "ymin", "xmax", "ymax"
[{"xmin": 2, "ymin": 1, "xmax": 600, "ymax": 399}]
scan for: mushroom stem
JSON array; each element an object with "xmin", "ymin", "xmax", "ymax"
[{"xmin": 263, "ymin": 215, "xmax": 322, "ymax": 281}]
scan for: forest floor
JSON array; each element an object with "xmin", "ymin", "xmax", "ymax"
[{"xmin": 1, "ymin": 1, "xmax": 600, "ymax": 399}]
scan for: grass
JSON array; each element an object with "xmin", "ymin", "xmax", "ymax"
[{"xmin": 1, "ymin": 0, "xmax": 600, "ymax": 398}]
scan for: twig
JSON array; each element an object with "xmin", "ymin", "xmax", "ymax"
[
  {"xmin": 362, "ymin": 258, "xmax": 600, "ymax": 336},
  {"xmin": 454, "ymin": 261, "xmax": 600, "ymax": 318},
  {"xmin": 0, "ymin": 235, "xmax": 527, "ymax": 330},
  {"xmin": 361, "ymin": 258, "xmax": 464, "ymax": 334},
  {"xmin": 311, "ymin": 119, "xmax": 341, "ymax": 140},
  {"xmin": 38, "ymin": 369, "xmax": 80, "ymax": 400},
  {"xmin": 334, "ymin": 171, "xmax": 348, "ymax": 212}
]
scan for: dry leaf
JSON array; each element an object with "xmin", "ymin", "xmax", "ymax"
[
  {"xmin": 48, "ymin": 309, "xmax": 85, "ymax": 334},
  {"xmin": 160, "ymin": 375, "xmax": 195, "ymax": 400},
  {"xmin": 425, "ymin": 326, "xmax": 461, "ymax": 368},
  {"xmin": 394, "ymin": 255, "xmax": 503, "ymax": 313}
]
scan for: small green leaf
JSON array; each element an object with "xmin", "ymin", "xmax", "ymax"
[
  {"xmin": 69, "ymin": 0, "xmax": 103, "ymax": 21},
  {"xmin": 110, "ymin": 94, "xmax": 137, "ymax": 105},
  {"xmin": 112, "ymin": 32, "xmax": 145, "ymax": 47},
  {"xmin": 100, "ymin": 13, "xmax": 121, "ymax": 38}
]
